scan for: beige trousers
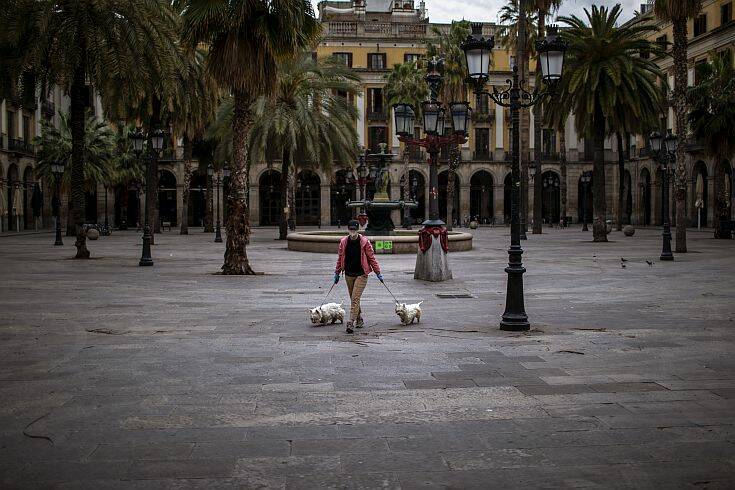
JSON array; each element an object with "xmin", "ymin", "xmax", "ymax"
[{"xmin": 345, "ymin": 274, "xmax": 368, "ymax": 322}]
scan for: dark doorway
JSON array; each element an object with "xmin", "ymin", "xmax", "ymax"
[
  {"xmin": 189, "ymin": 173, "xmax": 206, "ymax": 227},
  {"xmin": 295, "ymin": 170, "xmax": 321, "ymax": 226},
  {"xmin": 470, "ymin": 170, "xmax": 493, "ymax": 224},
  {"xmin": 23, "ymin": 166, "xmax": 34, "ymax": 229},
  {"xmin": 259, "ymin": 169, "xmax": 281, "ymax": 226},
  {"xmin": 84, "ymin": 186, "xmax": 98, "ymax": 223},
  {"xmin": 7, "ymin": 164, "xmax": 19, "ymax": 230},
  {"xmin": 541, "ymin": 171, "xmax": 561, "ymax": 224},
  {"xmin": 692, "ymin": 161, "xmax": 708, "ymax": 227},
  {"xmin": 640, "ymin": 168, "xmax": 651, "ymax": 226},
  {"xmin": 158, "ymin": 170, "xmax": 177, "ymax": 226},
  {"xmin": 577, "ymin": 172, "xmax": 593, "ymax": 224},
  {"xmin": 330, "ymin": 169, "xmax": 355, "ymax": 226},
  {"xmin": 623, "ymin": 170, "xmax": 633, "ymax": 225}
]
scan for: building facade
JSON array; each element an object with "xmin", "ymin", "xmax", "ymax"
[{"xmin": 4, "ymin": 0, "xmax": 732, "ymax": 233}]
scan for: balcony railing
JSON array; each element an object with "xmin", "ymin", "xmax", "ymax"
[
  {"xmin": 541, "ymin": 152, "xmax": 560, "ymax": 161},
  {"xmin": 326, "ymin": 22, "xmax": 428, "ymax": 39},
  {"xmin": 367, "ymin": 111, "xmax": 387, "ymax": 121},
  {"xmin": 472, "ymin": 109, "xmax": 495, "ymax": 123},
  {"xmin": 8, "ymin": 138, "xmax": 34, "ymax": 155},
  {"xmin": 473, "ymin": 151, "xmax": 491, "ymax": 161}
]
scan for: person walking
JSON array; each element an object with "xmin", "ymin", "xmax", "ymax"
[{"xmin": 334, "ymin": 219, "xmax": 383, "ymax": 333}]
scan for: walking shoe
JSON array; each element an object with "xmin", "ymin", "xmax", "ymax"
[
  {"xmin": 345, "ymin": 322, "xmax": 354, "ymax": 334},
  {"xmin": 356, "ymin": 316, "xmax": 365, "ymax": 329}
]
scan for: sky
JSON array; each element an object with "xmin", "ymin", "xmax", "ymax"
[{"xmin": 312, "ymin": 0, "xmax": 642, "ymax": 25}]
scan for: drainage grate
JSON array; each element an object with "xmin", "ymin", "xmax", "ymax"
[{"xmin": 435, "ymin": 293, "xmax": 474, "ymax": 299}]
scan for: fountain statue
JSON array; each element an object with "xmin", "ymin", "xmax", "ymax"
[{"xmin": 347, "ymin": 143, "xmax": 417, "ymax": 235}]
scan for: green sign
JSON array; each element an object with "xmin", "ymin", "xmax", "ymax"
[{"xmin": 374, "ymin": 240, "xmax": 393, "ymax": 253}]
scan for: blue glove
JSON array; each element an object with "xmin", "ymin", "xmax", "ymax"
[
  {"xmin": 334, "ymin": 273, "xmax": 340, "ymax": 284},
  {"xmin": 376, "ymin": 273, "xmax": 384, "ymax": 282}
]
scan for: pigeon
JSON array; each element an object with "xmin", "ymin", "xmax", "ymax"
[
  {"xmin": 621, "ymin": 263, "xmax": 626, "ymax": 269},
  {"xmin": 621, "ymin": 257, "xmax": 628, "ymax": 263},
  {"xmin": 646, "ymin": 260, "xmax": 653, "ymax": 267}
]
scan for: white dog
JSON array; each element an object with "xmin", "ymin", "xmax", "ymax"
[
  {"xmin": 395, "ymin": 302, "xmax": 423, "ymax": 325},
  {"xmin": 309, "ymin": 302, "xmax": 345, "ymax": 326}
]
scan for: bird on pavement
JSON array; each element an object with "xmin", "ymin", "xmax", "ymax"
[
  {"xmin": 646, "ymin": 260, "xmax": 653, "ymax": 267},
  {"xmin": 621, "ymin": 257, "xmax": 628, "ymax": 263},
  {"xmin": 621, "ymin": 263, "xmax": 626, "ymax": 269}
]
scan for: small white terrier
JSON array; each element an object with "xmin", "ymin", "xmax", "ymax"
[
  {"xmin": 309, "ymin": 302, "xmax": 345, "ymax": 325},
  {"xmin": 395, "ymin": 302, "xmax": 423, "ymax": 325}
]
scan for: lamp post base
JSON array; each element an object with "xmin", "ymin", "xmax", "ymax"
[
  {"xmin": 500, "ymin": 247, "xmax": 529, "ymax": 331},
  {"xmin": 214, "ymin": 222, "xmax": 223, "ymax": 243},
  {"xmin": 414, "ymin": 227, "xmax": 452, "ymax": 282},
  {"xmin": 139, "ymin": 226, "xmax": 154, "ymax": 266}
]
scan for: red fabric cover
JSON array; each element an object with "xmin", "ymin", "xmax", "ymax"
[
  {"xmin": 418, "ymin": 226, "xmax": 449, "ymax": 253},
  {"xmin": 335, "ymin": 235, "xmax": 381, "ymax": 276}
]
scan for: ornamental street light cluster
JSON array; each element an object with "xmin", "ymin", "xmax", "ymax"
[
  {"xmin": 50, "ymin": 161, "xmax": 65, "ymax": 246},
  {"xmin": 129, "ymin": 127, "xmax": 165, "ymax": 266},
  {"xmin": 461, "ymin": 22, "xmax": 566, "ymax": 331},
  {"xmin": 649, "ymin": 129, "xmax": 678, "ymax": 262}
]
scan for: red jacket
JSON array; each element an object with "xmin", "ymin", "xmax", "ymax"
[{"xmin": 335, "ymin": 235, "xmax": 381, "ymax": 276}]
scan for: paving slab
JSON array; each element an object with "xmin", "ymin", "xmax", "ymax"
[{"xmin": 1, "ymin": 226, "xmax": 734, "ymax": 487}]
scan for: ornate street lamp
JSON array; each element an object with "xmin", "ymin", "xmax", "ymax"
[
  {"xmin": 461, "ymin": 21, "xmax": 566, "ymax": 331},
  {"xmin": 51, "ymin": 161, "xmax": 65, "ymax": 246},
  {"xmin": 130, "ymin": 127, "xmax": 164, "ymax": 266},
  {"xmin": 581, "ymin": 172, "xmax": 591, "ymax": 231},
  {"xmin": 393, "ymin": 104, "xmax": 415, "ymax": 137},
  {"xmin": 449, "ymin": 102, "xmax": 471, "ymax": 136},
  {"xmin": 650, "ymin": 130, "xmax": 677, "ymax": 261}
]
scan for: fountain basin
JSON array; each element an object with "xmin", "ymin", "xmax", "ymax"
[{"xmin": 287, "ymin": 230, "xmax": 473, "ymax": 254}]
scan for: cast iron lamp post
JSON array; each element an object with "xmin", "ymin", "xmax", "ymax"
[
  {"xmin": 51, "ymin": 161, "xmax": 64, "ymax": 246},
  {"xmin": 581, "ymin": 172, "xmax": 591, "ymax": 231},
  {"xmin": 209, "ymin": 164, "xmax": 224, "ymax": 243},
  {"xmin": 649, "ymin": 130, "xmax": 677, "ymax": 261},
  {"xmin": 461, "ymin": 23, "xmax": 566, "ymax": 331},
  {"xmin": 130, "ymin": 127, "xmax": 164, "ymax": 266}
]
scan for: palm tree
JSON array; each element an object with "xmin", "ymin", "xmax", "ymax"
[
  {"xmin": 182, "ymin": 0, "xmax": 321, "ymax": 275},
  {"xmin": 558, "ymin": 4, "xmax": 662, "ymax": 241},
  {"xmin": 246, "ymin": 54, "xmax": 360, "ymax": 239},
  {"xmin": 34, "ymin": 111, "xmax": 118, "ymax": 235},
  {"xmin": 1, "ymin": 0, "xmax": 182, "ymax": 258},
  {"xmin": 384, "ymin": 61, "xmax": 429, "ymax": 219},
  {"xmin": 498, "ymin": 0, "xmax": 537, "ymax": 233},
  {"xmin": 687, "ymin": 54, "xmax": 735, "ymax": 238},
  {"xmin": 653, "ymin": 0, "xmax": 703, "ymax": 252},
  {"xmin": 426, "ymin": 21, "xmax": 471, "ymax": 229},
  {"xmin": 530, "ymin": 0, "xmax": 562, "ymax": 234}
]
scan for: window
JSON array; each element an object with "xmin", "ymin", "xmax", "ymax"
[
  {"xmin": 639, "ymin": 48, "xmax": 650, "ymax": 60},
  {"xmin": 332, "ymin": 52, "xmax": 352, "ymax": 68},
  {"xmin": 694, "ymin": 59, "xmax": 707, "ymax": 85},
  {"xmin": 693, "ymin": 14, "xmax": 707, "ymax": 37},
  {"xmin": 6, "ymin": 111, "xmax": 15, "ymax": 138},
  {"xmin": 476, "ymin": 93, "xmax": 489, "ymax": 113},
  {"xmin": 722, "ymin": 2, "xmax": 733, "ymax": 26},
  {"xmin": 404, "ymin": 53, "xmax": 421, "ymax": 64},
  {"xmin": 368, "ymin": 53, "xmax": 386, "ymax": 70},
  {"xmin": 656, "ymin": 35, "xmax": 668, "ymax": 51},
  {"xmin": 542, "ymin": 129, "xmax": 556, "ymax": 158},
  {"xmin": 509, "ymin": 55, "xmax": 517, "ymax": 69},
  {"xmin": 367, "ymin": 126, "xmax": 386, "ymax": 152},
  {"xmin": 367, "ymin": 88, "xmax": 384, "ymax": 118},
  {"xmin": 474, "ymin": 128, "xmax": 490, "ymax": 159},
  {"xmin": 22, "ymin": 115, "xmax": 31, "ymax": 142}
]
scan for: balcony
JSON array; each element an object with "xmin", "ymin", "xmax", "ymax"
[
  {"xmin": 367, "ymin": 111, "xmax": 387, "ymax": 121},
  {"xmin": 473, "ymin": 151, "xmax": 492, "ymax": 161},
  {"xmin": 8, "ymin": 138, "xmax": 34, "ymax": 156},
  {"xmin": 471, "ymin": 109, "xmax": 494, "ymax": 123},
  {"xmin": 42, "ymin": 100, "xmax": 56, "ymax": 118},
  {"xmin": 541, "ymin": 152, "xmax": 560, "ymax": 161},
  {"xmin": 326, "ymin": 22, "xmax": 428, "ymax": 39}
]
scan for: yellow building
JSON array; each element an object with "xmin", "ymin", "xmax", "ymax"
[{"xmin": 628, "ymin": 0, "xmax": 735, "ymax": 229}]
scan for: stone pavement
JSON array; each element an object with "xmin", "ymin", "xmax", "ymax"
[{"xmin": 0, "ymin": 226, "xmax": 734, "ymax": 489}]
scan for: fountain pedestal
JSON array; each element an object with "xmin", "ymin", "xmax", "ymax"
[{"xmin": 414, "ymin": 224, "xmax": 452, "ymax": 281}]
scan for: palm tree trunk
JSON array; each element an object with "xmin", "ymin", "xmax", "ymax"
[
  {"xmin": 70, "ymin": 64, "xmax": 89, "ymax": 258},
  {"xmin": 279, "ymin": 152, "xmax": 290, "ymax": 240},
  {"xmin": 672, "ymin": 19, "xmax": 688, "ymax": 252},
  {"xmin": 616, "ymin": 132, "xmax": 625, "ymax": 232},
  {"xmin": 146, "ymin": 98, "xmax": 162, "ymax": 243},
  {"xmin": 592, "ymin": 102, "xmax": 608, "ymax": 242},
  {"xmin": 288, "ymin": 166, "xmax": 297, "ymax": 231},
  {"xmin": 222, "ymin": 89, "xmax": 255, "ymax": 275},
  {"xmin": 559, "ymin": 126, "xmax": 567, "ymax": 225},
  {"xmin": 532, "ymin": 11, "xmax": 546, "ymax": 235},
  {"xmin": 180, "ymin": 137, "xmax": 192, "ymax": 235},
  {"xmin": 204, "ymin": 175, "xmax": 214, "ymax": 233}
]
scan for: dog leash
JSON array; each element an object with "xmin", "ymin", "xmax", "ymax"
[
  {"xmin": 379, "ymin": 279, "xmax": 399, "ymax": 303},
  {"xmin": 320, "ymin": 281, "xmax": 337, "ymax": 307}
]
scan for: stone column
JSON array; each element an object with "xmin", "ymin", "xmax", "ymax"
[
  {"xmin": 459, "ymin": 184, "xmax": 470, "ymax": 223},
  {"xmin": 249, "ymin": 185, "xmax": 259, "ymax": 225},
  {"xmin": 356, "ymin": 94, "xmax": 365, "ymax": 148},
  {"xmin": 493, "ymin": 179, "xmax": 505, "ymax": 224},
  {"xmin": 176, "ymin": 183, "xmax": 184, "ymax": 228},
  {"xmin": 320, "ymin": 184, "xmax": 330, "ymax": 227}
]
